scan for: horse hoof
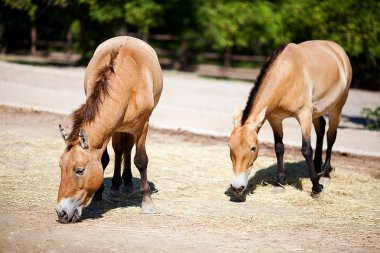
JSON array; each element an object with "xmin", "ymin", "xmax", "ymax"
[
  {"xmin": 272, "ymin": 186, "xmax": 285, "ymax": 194},
  {"xmin": 311, "ymin": 191, "xmax": 323, "ymax": 199},
  {"xmin": 229, "ymin": 195, "xmax": 246, "ymax": 202},
  {"xmin": 122, "ymin": 186, "xmax": 134, "ymax": 194},
  {"xmin": 311, "ymin": 185, "xmax": 324, "ymax": 198},
  {"xmin": 109, "ymin": 189, "xmax": 121, "ymax": 199},
  {"xmin": 87, "ymin": 199, "xmax": 104, "ymax": 211},
  {"xmin": 141, "ymin": 202, "xmax": 156, "ymax": 214},
  {"xmin": 320, "ymin": 177, "xmax": 331, "ymax": 188}
]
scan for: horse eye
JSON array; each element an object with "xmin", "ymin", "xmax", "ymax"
[
  {"xmin": 75, "ymin": 168, "xmax": 85, "ymax": 176},
  {"xmin": 250, "ymin": 146, "xmax": 257, "ymax": 152}
]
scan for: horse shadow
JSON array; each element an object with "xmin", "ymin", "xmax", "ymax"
[
  {"xmin": 81, "ymin": 177, "xmax": 158, "ymax": 221},
  {"xmin": 340, "ymin": 114, "xmax": 367, "ymax": 129},
  {"xmin": 225, "ymin": 160, "xmax": 311, "ymax": 202}
]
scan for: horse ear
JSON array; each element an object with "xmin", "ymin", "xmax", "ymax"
[
  {"xmin": 247, "ymin": 107, "xmax": 267, "ymax": 130},
  {"xmin": 233, "ymin": 107, "xmax": 243, "ymax": 127},
  {"xmin": 58, "ymin": 124, "xmax": 67, "ymax": 141},
  {"xmin": 79, "ymin": 129, "xmax": 89, "ymax": 150}
]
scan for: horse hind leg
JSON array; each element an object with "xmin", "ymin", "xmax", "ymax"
[
  {"xmin": 134, "ymin": 121, "xmax": 155, "ymax": 214},
  {"xmin": 322, "ymin": 109, "xmax": 342, "ymax": 179},
  {"xmin": 110, "ymin": 132, "xmax": 124, "ymax": 198},
  {"xmin": 312, "ymin": 116, "xmax": 326, "ymax": 175},
  {"xmin": 122, "ymin": 133, "xmax": 135, "ymax": 193},
  {"xmin": 111, "ymin": 132, "xmax": 134, "ymax": 198}
]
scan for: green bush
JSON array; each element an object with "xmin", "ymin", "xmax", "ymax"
[{"xmin": 361, "ymin": 106, "xmax": 380, "ymax": 130}]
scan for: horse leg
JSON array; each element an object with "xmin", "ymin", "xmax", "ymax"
[
  {"xmin": 322, "ymin": 110, "xmax": 341, "ymax": 179},
  {"xmin": 110, "ymin": 133, "xmax": 124, "ymax": 198},
  {"xmin": 312, "ymin": 116, "xmax": 326, "ymax": 175},
  {"xmin": 268, "ymin": 117, "xmax": 285, "ymax": 191},
  {"xmin": 89, "ymin": 148, "xmax": 109, "ymax": 209},
  {"xmin": 122, "ymin": 133, "xmax": 135, "ymax": 193},
  {"xmin": 298, "ymin": 110, "xmax": 323, "ymax": 195},
  {"xmin": 134, "ymin": 121, "xmax": 155, "ymax": 213}
]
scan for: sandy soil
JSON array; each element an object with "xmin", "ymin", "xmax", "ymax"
[{"xmin": 0, "ymin": 105, "xmax": 379, "ymax": 252}]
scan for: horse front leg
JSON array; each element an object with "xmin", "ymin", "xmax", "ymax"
[
  {"xmin": 134, "ymin": 121, "xmax": 155, "ymax": 214},
  {"xmin": 89, "ymin": 148, "xmax": 110, "ymax": 210},
  {"xmin": 298, "ymin": 111, "xmax": 323, "ymax": 195},
  {"xmin": 268, "ymin": 117, "xmax": 285, "ymax": 192}
]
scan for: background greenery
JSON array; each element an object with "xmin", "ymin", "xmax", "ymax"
[{"xmin": 1, "ymin": 0, "xmax": 379, "ymax": 89}]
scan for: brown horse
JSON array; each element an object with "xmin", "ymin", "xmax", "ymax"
[
  {"xmin": 56, "ymin": 36, "xmax": 163, "ymax": 223},
  {"xmin": 229, "ymin": 40, "xmax": 351, "ymax": 197}
]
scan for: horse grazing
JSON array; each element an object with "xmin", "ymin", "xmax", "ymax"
[
  {"xmin": 56, "ymin": 36, "xmax": 163, "ymax": 223},
  {"xmin": 229, "ymin": 40, "xmax": 351, "ymax": 196}
]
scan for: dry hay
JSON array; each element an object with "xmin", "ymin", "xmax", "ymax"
[{"xmin": 0, "ymin": 130, "xmax": 379, "ymax": 251}]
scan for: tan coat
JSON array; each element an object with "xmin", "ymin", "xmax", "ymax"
[
  {"xmin": 229, "ymin": 40, "xmax": 351, "ymax": 197},
  {"xmin": 56, "ymin": 36, "xmax": 163, "ymax": 223}
]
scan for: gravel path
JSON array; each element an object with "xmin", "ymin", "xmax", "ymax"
[{"xmin": 0, "ymin": 60, "xmax": 379, "ymax": 156}]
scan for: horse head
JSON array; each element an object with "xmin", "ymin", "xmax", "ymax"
[
  {"xmin": 55, "ymin": 125, "xmax": 104, "ymax": 223},
  {"xmin": 228, "ymin": 107, "xmax": 266, "ymax": 196}
]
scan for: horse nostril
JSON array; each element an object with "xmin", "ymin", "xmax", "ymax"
[
  {"xmin": 56, "ymin": 209, "xmax": 67, "ymax": 218},
  {"xmin": 57, "ymin": 210, "xmax": 70, "ymax": 223},
  {"xmin": 231, "ymin": 185, "xmax": 245, "ymax": 193}
]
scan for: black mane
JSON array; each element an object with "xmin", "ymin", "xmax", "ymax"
[
  {"xmin": 66, "ymin": 49, "xmax": 119, "ymax": 146},
  {"xmin": 241, "ymin": 44, "xmax": 288, "ymax": 124}
]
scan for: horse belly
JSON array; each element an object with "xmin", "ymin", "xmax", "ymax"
[
  {"xmin": 311, "ymin": 79, "xmax": 347, "ymax": 117},
  {"xmin": 118, "ymin": 91, "xmax": 155, "ymax": 132}
]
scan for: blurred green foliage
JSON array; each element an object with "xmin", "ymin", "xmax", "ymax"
[
  {"xmin": 0, "ymin": 0, "xmax": 379, "ymax": 87},
  {"xmin": 125, "ymin": 0, "xmax": 162, "ymax": 39},
  {"xmin": 198, "ymin": 1, "xmax": 283, "ymax": 52},
  {"xmin": 361, "ymin": 106, "xmax": 380, "ymax": 130}
]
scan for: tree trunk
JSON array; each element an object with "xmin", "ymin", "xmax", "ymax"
[
  {"xmin": 224, "ymin": 47, "xmax": 232, "ymax": 67},
  {"xmin": 141, "ymin": 32, "xmax": 148, "ymax": 42},
  {"xmin": 0, "ymin": 25, "xmax": 4, "ymax": 52},
  {"xmin": 31, "ymin": 26, "xmax": 37, "ymax": 55},
  {"xmin": 66, "ymin": 30, "xmax": 72, "ymax": 59},
  {"xmin": 179, "ymin": 39, "xmax": 188, "ymax": 70}
]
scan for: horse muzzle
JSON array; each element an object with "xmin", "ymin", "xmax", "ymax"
[
  {"xmin": 55, "ymin": 198, "xmax": 83, "ymax": 223},
  {"xmin": 230, "ymin": 171, "xmax": 249, "ymax": 194}
]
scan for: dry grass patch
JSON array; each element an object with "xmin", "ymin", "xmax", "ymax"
[
  {"xmin": 0, "ymin": 129, "xmax": 379, "ymax": 252},
  {"xmin": 1, "ymin": 130, "xmax": 378, "ymax": 227}
]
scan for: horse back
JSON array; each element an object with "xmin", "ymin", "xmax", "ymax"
[
  {"xmin": 276, "ymin": 40, "xmax": 351, "ymax": 117},
  {"xmin": 83, "ymin": 36, "xmax": 163, "ymax": 132}
]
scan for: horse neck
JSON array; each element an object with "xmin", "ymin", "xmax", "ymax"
[
  {"xmin": 245, "ymin": 78, "xmax": 282, "ymax": 133},
  {"xmin": 245, "ymin": 106, "xmax": 267, "ymax": 134},
  {"xmin": 81, "ymin": 93, "xmax": 123, "ymax": 151},
  {"xmin": 82, "ymin": 122, "xmax": 110, "ymax": 153}
]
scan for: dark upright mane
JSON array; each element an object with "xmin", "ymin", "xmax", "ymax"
[
  {"xmin": 241, "ymin": 43, "xmax": 288, "ymax": 124},
  {"xmin": 66, "ymin": 49, "xmax": 119, "ymax": 146}
]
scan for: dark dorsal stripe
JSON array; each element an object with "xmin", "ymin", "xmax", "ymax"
[
  {"xmin": 241, "ymin": 43, "xmax": 288, "ymax": 125},
  {"xmin": 66, "ymin": 49, "xmax": 119, "ymax": 146}
]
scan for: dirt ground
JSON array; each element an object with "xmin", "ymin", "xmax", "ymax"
[{"xmin": 0, "ymin": 105, "xmax": 379, "ymax": 253}]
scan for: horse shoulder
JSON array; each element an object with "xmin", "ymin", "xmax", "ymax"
[{"xmin": 267, "ymin": 47, "xmax": 309, "ymax": 115}]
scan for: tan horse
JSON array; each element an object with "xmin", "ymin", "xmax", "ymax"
[
  {"xmin": 229, "ymin": 40, "xmax": 351, "ymax": 197},
  {"xmin": 56, "ymin": 36, "xmax": 163, "ymax": 223}
]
